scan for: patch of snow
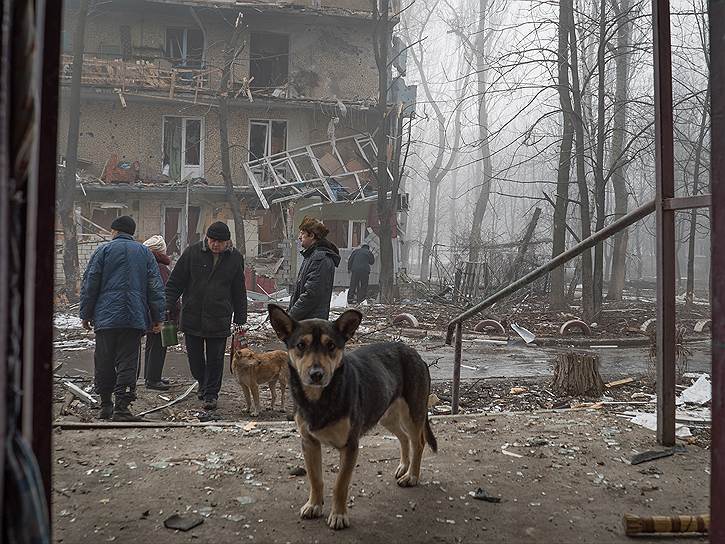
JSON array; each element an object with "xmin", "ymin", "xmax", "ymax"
[{"xmin": 54, "ymin": 314, "xmax": 83, "ymax": 329}]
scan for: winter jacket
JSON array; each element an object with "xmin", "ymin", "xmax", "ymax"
[
  {"xmin": 149, "ymin": 251, "xmax": 178, "ymax": 331},
  {"xmin": 80, "ymin": 233, "xmax": 165, "ymax": 332},
  {"xmin": 288, "ymin": 238, "xmax": 341, "ymax": 321},
  {"xmin": 165, "ymin": 239, "xmax": 247, "ymax": 338},
  {"xmin": 348, "ymin": 246, "xmax": 375, "ymax": 274}
]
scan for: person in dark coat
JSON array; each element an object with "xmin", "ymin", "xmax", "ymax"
[
  {"xmin": 347, "ymin": 243, "xmax": 375, "ymax": 304},
  {"xmin": 142, "ymin": 235, "xmax": 174, "ymax": 391},
  {"xmin": 165, "ymin": 221, "xmax": 247, "ymax": 410},
  {"xmin": 80, "ymin": 215, "xmax": 165, "ymax": 421},
  {"xmin": 288, "ymin": 216, "xmax": 340, "ymax": 321}
]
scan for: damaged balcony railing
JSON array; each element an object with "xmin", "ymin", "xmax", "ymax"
[
  {"xmin": 243, "ymin": 134, "xmax": 389, "ymax": 209},
  {"xmin": 60, "ymin": 53, "xmax": 221, "ymax": 98}
]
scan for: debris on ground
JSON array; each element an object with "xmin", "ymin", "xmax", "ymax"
[
  {"xmin": 163, "ymin": 513, "xmax": 204, "ymax": 531},
  {"xmin": 470, "ymin": 488, "xmax": 502, "ymax": 503}
]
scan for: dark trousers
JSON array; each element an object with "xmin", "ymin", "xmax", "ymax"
[
  {"xmin": 94, "ymin": 328, "xmax": 143, "ymax": 402},
  {"xmin": 185, "ymin": 334, "xmax": 227, "ymax": 401},
  {"xmin": 348, "ymin": 270, "xmax": 370, "ymax": 303},
  {"xmin": 144, "ymin": 332, "xmax": 167, "ymax": 383}
]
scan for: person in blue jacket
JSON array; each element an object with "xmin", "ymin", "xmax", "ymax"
[{"xmin": 80, "ymin": 216, "xmax": 165, "ymax": 421}]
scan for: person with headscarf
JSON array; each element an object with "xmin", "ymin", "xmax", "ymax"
[{"xmin": 143, "ymin": 235, "xmax": 173, "ymax": 391}]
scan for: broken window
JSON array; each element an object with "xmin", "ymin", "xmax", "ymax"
[
  {"xmin": 165, "ymin": 27, "xmax": 204, "ymax": 68},
  {"xmin": 163, "ymin": 116, "xmax": 204, "ymax": 180},
  {"xmin": 248, "ymin": 120, "xmax": 287, "ymax": 161},
  {"xmin": 325, "ymin": 220, "xmax": 366, "ymax": 249},
  {"xmin": 249, "ymin": 32, "xmax": 289, "ymax": 89}
]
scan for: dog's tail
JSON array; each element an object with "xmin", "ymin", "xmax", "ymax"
[{"xmin": 424, "ymin": 416, "xmax": 438, "ymax": 453}]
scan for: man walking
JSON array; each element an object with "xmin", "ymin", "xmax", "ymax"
[
  {"xmin": 165, "ymin": 221, "xmax": 247, "ymax": 410},
  {"xmin": 347, "ymin": 243, "xmax": 375, "ymax": 304},
  {"xmin": 80, "ymin": 215, "xmax": 165, "ymax": 421}
]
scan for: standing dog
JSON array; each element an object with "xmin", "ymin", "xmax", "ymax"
[
  {"xmin": 230, "ymin": 347, "xmax": 288, "ymax": 416},
  {"xmin": 268, "ymin": 304, "xmax": 437, "ymax": 530}
]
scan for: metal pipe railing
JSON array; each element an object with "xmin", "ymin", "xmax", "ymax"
[{"xmin": 446, "ymin": 197, "xmax": 657, "ymax": 413}]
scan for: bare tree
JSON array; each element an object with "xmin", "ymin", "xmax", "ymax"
[
  {"xmin": 550, "ymin": 0, "xmax": 575, "ymax": 309},
  {"xmin": 606, "ymin": 0, "xmax": 633, "ymax": 300},
  {"xmin": 373, "ymin": 0, "xmax": 397, "ymax": 302},
  {"xmin": 408, "ymin": 13, "xmax": 465, "ymax": 280},
  {"xmin": 218, "ymin": 15, "xmax": 246, "ymax": 255},
  {"xmin": 569, "ymin": 5, "xmax": 595, "ymax": 322},
  {"xmin": 59, "ymin": 0, "xmax": 90, "ymax": 301}
]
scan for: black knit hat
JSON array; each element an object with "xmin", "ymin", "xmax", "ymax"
[
  {"xmin": 206, "ymin": 221, "xmax": 231, "ymax": 241},
  {"xmin": 111, "ymin": 215, "xmax": 136, "ymax": 235}
]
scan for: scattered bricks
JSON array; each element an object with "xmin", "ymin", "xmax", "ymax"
[
  {"xmin": 473, "ymin": 319, "xmax": 505, "ymax": 335},
  {"xmin": 694, "ymin": 319, "xmax": 711, "ymax": 333},
  {"xmin": 559, "ymin": 319, "xmax": 591, "ymax": 336},
  {"xmin": 392, "ymin": 313, "xmax": 419, "ymax": 328},
  {"xmin": 640, "ymin": 318, "xmax": 656, "ymax": 334}
]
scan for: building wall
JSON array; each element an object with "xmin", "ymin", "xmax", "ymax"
[
  {"xmin": 56, "ymin": 98, "xmax": 367, "ymax": 184},
  {"xmin": 70, "ymin": 6, "xmax": 379, "ymax": 101}
]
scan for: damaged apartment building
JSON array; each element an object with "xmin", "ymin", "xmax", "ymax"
[{"xmin": 56, "ymin": 0, "xmax": 415, "ymax": 294}]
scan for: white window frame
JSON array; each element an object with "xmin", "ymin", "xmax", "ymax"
[
  {"xmin": 248, "ymin": 119, "xmax": 288, "ymax": 161},
  {"xmin": 161, "ymin": 115, "xmax": 205, "ymax": 180},
  {"xmin": 348, "ymin": 220, "xmax": 366, "ymax": 248}
]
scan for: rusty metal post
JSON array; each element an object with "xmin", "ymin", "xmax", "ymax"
[
  {"xmin": 451, "ymin": 321, "xmax": 463, "ymax": 414},
  {"xmin": 710, "ymin": 0, "xmax": 724, "ymax": 537},
  {"xmin": 652, "ymin": 0, "xmax": 676, "ymax": 446}
]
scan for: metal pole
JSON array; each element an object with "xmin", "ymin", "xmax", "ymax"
[
  {"xmin": 451, "ymin": 321, "xmax": 463, "ymax": 414},
  {"xmin": 709, "ymin": 0, "xmax": 724, "ymax": 536},
  {"xmin": 446, "ymin": 199, "xmax": 656, "ymax": 344},
  {"xmin": 180, "ymin": 179, "xmax": 190, "ymax": 250},
  {"xmin": 652, "ymin": 0, "xmax": 676, "ymax": 447}
]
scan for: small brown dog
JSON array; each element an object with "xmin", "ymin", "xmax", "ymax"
[{"xmin": 230, "ymin": 347, "xmax": 289, "ymax": 416}]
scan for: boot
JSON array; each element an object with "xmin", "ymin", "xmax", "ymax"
[
  {"xmin": 112, "ymin": 397, "xmax": 145, "ymax": 422},
  {"xmin": 98, "ymin": 393, "xmax": 113, "ymax": 420}
]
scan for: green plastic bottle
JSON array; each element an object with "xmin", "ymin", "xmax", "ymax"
[{"xmin": 160, "ymin": 316, "xmax": 179, "ymax": 347}]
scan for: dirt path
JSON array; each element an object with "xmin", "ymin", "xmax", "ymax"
[{"xmin": 53, "ymin": 411, "xmax": 709, "ymax": 543}]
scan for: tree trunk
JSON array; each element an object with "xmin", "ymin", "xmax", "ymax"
[
  {"xmin": 569, "ymin": 16, "xmax": 594, "ymax": 322},
  {"xmin": 550, "ymin": 0, "xmax": 574, "ymax": 310},
  {"xmin": 59, "ymin": 0, "xmax": 90, "ymax": 302},
  {"xmin": 607, "ymin": 0, "xmax": 632, "ymax": 301},
  {"xmin": 552, "ymin": 351, "xmax": 604, "ymax": 396},
  {"xmin": 373, "ymin": 0, "xmax": 395, "ymax": 302},
  {"xmin": 686, "ymin": 82, "xmax": 710, "ymax": 306},
  {"xmin": 592, "ymin": 0, "xmax": 607, "ymax": 316},
  {"xmin": 509, "ymin": 207, "xmax": 542, "ymax": 280},
  {"xmin": 468, "ymin": 0, "xmax": 493, "ymax": 264},
  {"xmin": 219, "ymin": 25, "xmax": 246, "ymax": 255}
]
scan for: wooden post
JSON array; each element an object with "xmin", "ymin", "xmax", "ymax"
[
  {"xmin": 451, "ymin": 321, "xmax": 463, "ymax": 414},
  {"xmin": 652, "ymin": 0, "xmax": 676, "ymax": 446}
]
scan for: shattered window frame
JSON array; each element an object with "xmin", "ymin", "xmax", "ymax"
[{"xmin": 249, "ymin": 31, "xmax": 290, "ymax": 89}]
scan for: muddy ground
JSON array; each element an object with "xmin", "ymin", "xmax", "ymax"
[
  {"xmin": 52, "ymin": 410, "xmax": 709, "ymax": 544},
  {"xmin": 52, "ymin": 295, "xmax": 712, "ymax": 542}
]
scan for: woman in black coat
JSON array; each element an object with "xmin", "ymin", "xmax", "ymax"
[{"xmin": 288, "ymin": 216, "xmax": 340, "ymax": 321}]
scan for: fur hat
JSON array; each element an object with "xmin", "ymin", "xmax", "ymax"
[
  {"xmin": 143, "ymin": 235, "xmax": 167, "ymax": 253},
  {"xmin": 206, "ymin": 221, "xmax": 231, "ymax": 241},
  {"xmin": 298, "ymin": 216, "xmax": 329, "ymax": 240},
  {"xmin": 111, "ymin": 215, "xmax": 136, "ymax": 235}
]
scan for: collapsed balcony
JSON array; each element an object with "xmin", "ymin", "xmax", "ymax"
[{"xmin": 243, "ymin": 134, "xmax": 393, "ymax": 209}]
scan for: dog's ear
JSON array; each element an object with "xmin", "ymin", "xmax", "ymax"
[
  {"xmin": 334, "ymin": 309, "xmax": 363, "ymax": 341},
  {"xmin": 268, "ymin": 304, "xmax": 297, "ymax": 342}
]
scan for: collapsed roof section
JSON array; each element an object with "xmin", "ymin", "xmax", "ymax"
[{"xmin": 243, "ymin": 133, "xmax": 390, "ymax": 209}]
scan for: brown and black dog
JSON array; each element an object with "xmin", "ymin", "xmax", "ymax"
[
  {"xmin": 268, "ymin": 304, "xmax": 437, "ymax": 530},
  {"xmin": 230, "ymin": 347, "xmax": 288, "ymax": 416}
]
